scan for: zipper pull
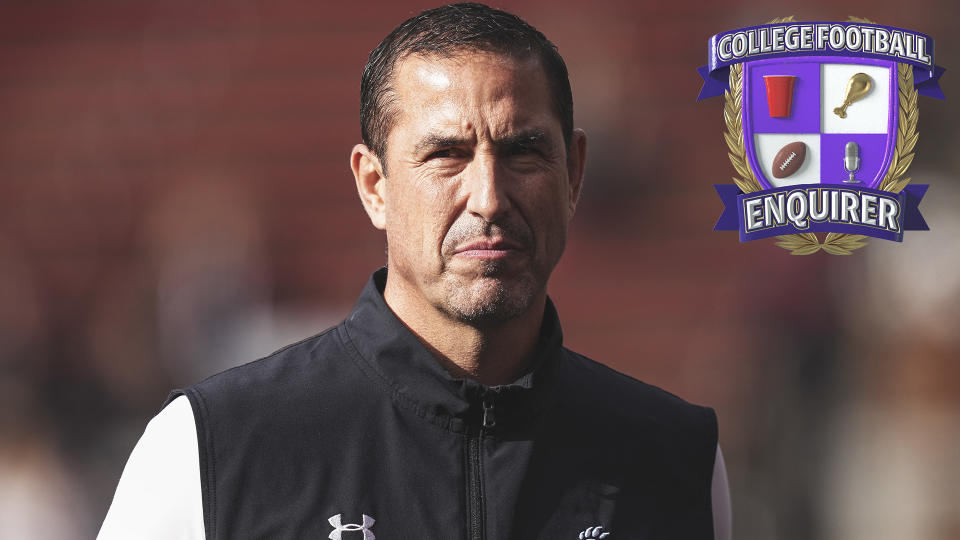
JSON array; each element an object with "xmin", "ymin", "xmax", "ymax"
[{"xmin": 482, "ymin": 394, "xmax": 496, "ymax": 429}]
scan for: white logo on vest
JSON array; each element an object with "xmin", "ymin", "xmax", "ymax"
[
  {"xmin": 579, "ymin": 525, "xmax": 611, "ymax": 539},
  {"xmin": 327, "ymin": 513, "xmax": 376, "ymax": 540}
]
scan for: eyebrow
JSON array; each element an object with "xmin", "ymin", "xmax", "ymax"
[
  {"xmin": 494, "ymin": 129, "xmax": 549, "ymax": 150},
  {"xmin": 412, "ymin": 128, "xmax": 551, "ymax": 155},
  {"xmin": 413, "ymin": 134, "xmax": 472, "ymax": 155}
]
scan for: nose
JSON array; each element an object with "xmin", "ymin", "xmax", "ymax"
[{"xmin": 464, "ymin": 152, "xmax": 511, "ymax": 222}]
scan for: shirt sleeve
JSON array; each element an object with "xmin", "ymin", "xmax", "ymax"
[
  {"xmin": 711, "ymin": 443, "xmax": 732, "ymax": 540},
  {"xmin": 97, "ymin": 395, "xmax": 205, "ymax": 540}
]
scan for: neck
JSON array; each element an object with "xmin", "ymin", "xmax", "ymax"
[{"xmin": 383, "ymin": 274, "xmax": 545, "ymax": 386}]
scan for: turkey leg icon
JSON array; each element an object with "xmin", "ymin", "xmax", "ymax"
[{"xmin": 834, "ymin": 73, "xmax": 873, "ymax": 118}]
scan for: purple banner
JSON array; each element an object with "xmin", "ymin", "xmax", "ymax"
[
  {"xmin": 697, "ymin": 22, "xmax": 945, "ymax": 100},
  {"xmin": 714, "ymin": 184, "xmax": 928, "ymax": 242}
]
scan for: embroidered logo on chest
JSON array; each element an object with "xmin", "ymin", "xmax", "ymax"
[
  {"xmin": 579, "ymin": 525, "xmax": 611, "ymax": 538},
  {"xmin": 328, "ymin": 513, "xmax": 375, "ymax": 540}
]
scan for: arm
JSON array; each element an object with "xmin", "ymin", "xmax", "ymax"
[
  {"xmin": 712, "ymin": 444, "xmax": 732, "ymax": 540},
  {"xmin": 97, "ymin": 395, "xmax": 205, "ymax": 540}
]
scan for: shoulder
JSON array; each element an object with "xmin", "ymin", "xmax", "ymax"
[
  {"xmin": 552, "ymin": 349, "xmax": 719, "ymax": 496},
  {"xmin": 194, "ymin": 325, "xmax": 342, "ymax": 391},
  {"xmin": 557, "ymin": 348, "xmax": 717, "ymax": 452},
  {"xmin": 180, "ymin": 324, "xmax": 356, "ymax": 418}
]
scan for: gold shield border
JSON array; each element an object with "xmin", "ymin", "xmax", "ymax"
[{"xmin": 722, "ymin": 16, "xmax": 919, "ymax": 255}]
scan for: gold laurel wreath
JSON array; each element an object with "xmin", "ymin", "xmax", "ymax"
[{"xmin": 722, "ymin": 16, "xmax": 918, "ymax": 255}]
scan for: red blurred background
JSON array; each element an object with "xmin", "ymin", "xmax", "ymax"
[{"xmin": 0, "ymin": 1, "xmax": 957, "ymax": 538}]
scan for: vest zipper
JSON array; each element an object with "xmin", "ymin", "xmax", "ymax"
[
  {"xmin": 482, "ymin": 393, "xmax": 496, "ymax": 429},
  {"xmin": 468, "ymin": 392, "xmax": 496, "ymax": 540}
]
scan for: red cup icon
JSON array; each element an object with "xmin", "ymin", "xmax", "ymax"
[{"xmin": 763, "ymin": 75, "xmax": 797, "ymax": 118}]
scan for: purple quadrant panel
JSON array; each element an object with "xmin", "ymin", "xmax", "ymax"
[
  {"xmin": 748, "ymin": 61, "xmax": 821, "ymax": 134},
  {"xmin": 819, "ymin": 134, "xmax": 888, "ymax": 185}
]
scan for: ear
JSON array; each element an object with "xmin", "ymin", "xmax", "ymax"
[
  {"xmin": 566, "ymin": 128, "xmax": 587, "ymax": 218},
  {"xmin": 351, "ymin": 143, "xmax": 387, "ymax": 230}
]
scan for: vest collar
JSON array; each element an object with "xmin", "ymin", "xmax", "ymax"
[{"xmin": 340, "ymin": 268, "xmax": 564, "ymax": 433}]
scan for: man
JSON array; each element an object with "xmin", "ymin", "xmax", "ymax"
[{"xmin": 99, "ymin": 3, "xmax": 730, "ymax": 539}]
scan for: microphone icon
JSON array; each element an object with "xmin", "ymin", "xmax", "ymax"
[{"xmin": 843, "ymin": 141, "xmax": 860, "ymax": 183}]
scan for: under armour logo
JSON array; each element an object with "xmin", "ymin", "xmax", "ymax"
[
  {"xmin": 579, "ymin": 525, "xmax": 610, "ymax": 539},
  {"xmin": 328, "ymin": 513, "xmax": 375, "ymax": 540}
]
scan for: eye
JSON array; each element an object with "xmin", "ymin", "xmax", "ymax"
[
  {"xmin": 505, "ymin": 141, "xmax": 544, "ymax": 158},
  {"xmin": 507, "ymin": 145, "xmax": 545, "ymax": 161},
  {"xmin": 427, "ymin": 148, "xmax": 462, "ymax": 160}
]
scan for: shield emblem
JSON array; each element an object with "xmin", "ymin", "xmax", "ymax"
[{"xmin": 741, "ymin": 57, "xmax": 898, "ymax": 189}]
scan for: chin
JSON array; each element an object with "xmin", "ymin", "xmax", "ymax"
[{"xmin": 442, "ymin": 272, "xmax": 540, "ymax": 326}]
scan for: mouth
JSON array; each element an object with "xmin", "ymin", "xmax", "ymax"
[{"xmin": 451, "ymin": 238, "xmax": 526, "ymax": 260}]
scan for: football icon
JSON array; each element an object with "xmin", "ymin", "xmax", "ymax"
[{"xmin": 771, "ymin": 141, "xmax": 806, "ymax": 178}]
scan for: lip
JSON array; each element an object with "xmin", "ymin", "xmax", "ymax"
[{"xmin": 452, "ymin": 238, "xmax": 525, "ymax": 259}]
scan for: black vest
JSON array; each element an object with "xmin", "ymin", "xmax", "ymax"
[{"xmin": 166, "ymin": 269, "xmax": 717, "ymax": 539}]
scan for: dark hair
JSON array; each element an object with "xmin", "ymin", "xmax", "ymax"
[{"xmin": 360, "ymin": 2, "xmax": 573, "ymax": 167}]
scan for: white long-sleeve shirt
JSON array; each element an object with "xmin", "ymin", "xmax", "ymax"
[{"xmin": 99, "ymin": 395, "xmax": 732, "ymax": 539}]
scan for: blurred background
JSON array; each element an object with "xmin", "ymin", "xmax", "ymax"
[{"xmin": 0, "ymin": 1, "xmax": 957, "ymax": 538}]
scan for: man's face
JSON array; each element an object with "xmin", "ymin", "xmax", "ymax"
[{"xmin": 360, "ymin": 51, "xmax": 585, "ymax": 325}]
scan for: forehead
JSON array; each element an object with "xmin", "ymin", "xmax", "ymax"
[{"xmin": 388, "ymin": 51, "xmax": 558, "ymax": 142}]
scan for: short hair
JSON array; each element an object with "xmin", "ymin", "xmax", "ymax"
[{"xmin": 360, "ymin": 2, "xmax": 573, "ymax": 168}]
